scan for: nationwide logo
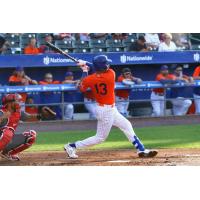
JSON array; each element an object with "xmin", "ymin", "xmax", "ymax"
[
  {"xmin": 25, "ymin": 86, "xmax": 43, "ymax": 92},
  {"xmin": 120, "ymin": 54, "xmax": 153, "ymax": 63},
  {"xmin": 43, "ymin": 56, "xmax": 73, "ymax": 65},
  {"xmin": 43, "ymin": 56, "xmax": 50, "ymax": 65},
  {"xmin": 42, "ymin": 86, "xmax": 60, "ymax": 91},
  {"xmin": 193, "ymin": 53, "xmax": 200, "ymax": 62},
  {"xmin": 6, "ymin": 87, "xmax": 24, "ymax": 92}
]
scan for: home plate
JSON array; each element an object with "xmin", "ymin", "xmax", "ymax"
[{"xmin": 107, "ymin": 160, "xmax": 131, "ymax": 163}]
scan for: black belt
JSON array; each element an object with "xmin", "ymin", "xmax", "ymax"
[
  {"xmin": 154, "ymin": 92, "xmax": 164, "ymax": 96},
  {"xmin": 117, "ymin": 97, "xmax": 128, "ymax": 100}
]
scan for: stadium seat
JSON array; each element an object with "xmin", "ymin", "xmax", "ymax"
[
  {"xmin": 21, "ymin": 33, "xmax": 36, "ymax": 39},
  {"xmin": 37, "ymin": 37, "xmax": 46, "ymax": 45},
  {"xmin": 106, "ymin": 39, "xmax": 123, "ymax": 48},
  {"xmin": 107, "ymin": 47, "xmax": 124, "ymax": 52},
  {"xmin": 127, "ymin": 33, "xmax": 137, "ymax": 39},
  {"xmin": 176, "ymin": 46, "xmax": 187, "ymax": 51},
  {"xmin": 9, "ymin": 40, "xmax": 20, "ymax": 48},
  {"xmin": 63, "ymin": 48, "xmax": 73, "ymax": 53},
  {"xmin": 123, "ymin": 47, "xmax": 130, "ymax": 52},
  {"xmin": 37, "ymin": 33, "xmax": 50, "ymax": 39},
  {"xmin": 20, "ymin": 33, "xmax": 37, "ymax": 48},
  {"xmin": 55, "ymin": 40, "xmax": 73, "ymax": 49},
  {"xmin": 89, "ymin": 39, "xmax": 106, "ymax": 48},
  {"xmin": 73, "ymin": 48, "xmax": 90, "ymax": 53},
  {"xmin": 122, "ymin": 38, "xmax": 135, "ymax": 47},
  {"xmin": 20, "ymin": 38, "xmax": 31, "ymax": 48},
  {"xmin": 5, "ymin": 34, "xmax": 20, "ymax": 42},
  {"xmin": 72, "ymin": 40, "xmax": 89, "ymax": 49},
  {"xmin": 190, "ymin": 33, "xmax": 200, "ymax": 45},
  {"xmin": 9, "ymin": 41, "xmax": 21, "ymax": 54},
  {"xmin": 90, "ymin": 48, "xmax": 106, "ymax": 53},
  {"xmin": 191, "ymin": 44, "xmax": 200, "ymax": 50}
]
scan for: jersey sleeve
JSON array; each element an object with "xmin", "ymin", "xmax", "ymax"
[
  {"xmin": 109, "ymin": 68, "xmax": 116, "ymax": 80},
  {"xmin": 168, "ymin": 74, "xmax": 176, "ymax": 80},
  {"xmin": 79, "ymin": 76, "xmax": 91, "ymax": 92},
  {"xmin": 156, "ymin": 74, "xmax": 164, "ymax": 81},
  {"xmin": 117, "ymin": 75, "xmax": 124, "ymax": 82},
  {"xmin": 9, "ymin": 76, "xmax": 16, "ymax": 82},
  {"xmin": 193, "ymin": 66, "xmax": 200, "ymax": 77}
]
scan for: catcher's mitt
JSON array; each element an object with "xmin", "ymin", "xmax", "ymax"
[{"xmin": 40, "ymin": 107, "xmax": 56, "ymax": 120}]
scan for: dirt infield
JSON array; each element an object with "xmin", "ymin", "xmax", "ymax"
[{"xmin": 1, "ymin": 149, "xmax": 200, "ymax": 166}]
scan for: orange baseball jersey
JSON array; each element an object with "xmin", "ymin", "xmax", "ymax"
[
  {"xmin": 24, "ymin": 45, "xmax": 40, "ymax": 54},
  {"xmin": 9, "ymin": 75, "xmax": 27, "ymax": 102},
  {"xmin": 39, "ymin": 80, "xmax": 60, "ymax": 85},
  {"xmin": 193, "ymin": 66, "xmax": 200, "ymax": 95},
  {"xmin": 153, "ymin": 73, "xmax": 176, "ymax": 94},
  {"xmin": 84, "ymin": 91, "xmax": 95, "ymax": 100},
  {"xmin": 80, "ymin": 69, "xmax": 115, "ymax": 105},
  {"xmin": 115, "ymin": 75, "xmax": 131, "ymax": 99},
  {"xmin": 193, "ymin": 66, "xmax": 200, "ymax": 77}
]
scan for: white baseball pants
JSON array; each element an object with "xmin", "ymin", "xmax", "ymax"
[
  {"xmin": 171, "ymin": 97, "xmax": 192, "ymax": 116},
  {"xmin": 64, "ymin": 103, "xmax": 74, "ymax": 120},
  {"xmin": 75, "ymin": 105, "xmax": 136, "ymax": 148},
  {"xmin": 151, "ymin": 92, "xmax": 165, "ymax": 116},
  {"xmin": 84, "ymin": 98, "xmax": 97, "ymax": 119},
  {"xmin": 116, "ymin": 96, "xmax": 129, "ymax": 116},
  {"xmin": 194, "ymin": 94, "xmax": 200, "ymax": 114}
]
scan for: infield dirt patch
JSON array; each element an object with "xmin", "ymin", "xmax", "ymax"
[{"xmin": 1, "ymin": 149, "xmax": 200, "ymax": 166}]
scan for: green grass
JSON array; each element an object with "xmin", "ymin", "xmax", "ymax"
[{"xmin": 28, "ymin": 124, "xmax": 200, "ymax": 152}]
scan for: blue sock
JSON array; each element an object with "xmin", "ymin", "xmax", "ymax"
[
  {"xmin": 69, "ymin": 143, "xmax": 76, "ymax": 148},
  {"xmin": 132, "ymin": 135, "xmax": 145, "ymax": 152}
]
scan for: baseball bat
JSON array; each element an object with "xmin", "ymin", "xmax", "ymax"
[{"xmin": 46, "ymin": 41, "xmax": 79, "ymax": 63}]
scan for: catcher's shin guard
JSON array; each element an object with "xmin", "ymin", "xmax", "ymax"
[
  {"xmin": 0, "ymin": 128, "xmax": 14, "ymax": 151},
  {"xmin": 2, "ymin": 130, "xmax": 37, "ymax": 155}
]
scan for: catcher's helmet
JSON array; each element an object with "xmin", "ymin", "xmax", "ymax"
[
  {"xmin": 92, "ymin": 55, "xmax": 112, "ymax": 71},
  {"xmin": 2, "ymin": 94, "xmax": 22, "ymax": 105}
]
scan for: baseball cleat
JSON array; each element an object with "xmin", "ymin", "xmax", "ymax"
[
  {"xmin": 138, "ymin": 149, "xmax": 158, "ymax": 158},
  {"xmin": 64, "ymin": 144, "xmax": 78, "ymax": 159},
  {"xmin": 1, "ymin": 153, "xmax": 20, "ymax": 161}
]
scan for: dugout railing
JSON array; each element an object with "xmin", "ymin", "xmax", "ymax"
[{"xmin": 0, "ymin": 81, "xmax": 199, "ymax": 120}]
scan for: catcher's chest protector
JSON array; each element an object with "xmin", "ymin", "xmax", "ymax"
[{"xmin": 0, "ymin": 108, "xmax": 21, "ymax": 131}]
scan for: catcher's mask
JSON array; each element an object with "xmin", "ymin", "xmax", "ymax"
[{"xmin": 2, "ymin": 94, "xmax": 22, "ymax": 110}]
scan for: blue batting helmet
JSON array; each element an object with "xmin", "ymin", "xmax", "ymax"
[{"xmin": 92, "ymin": 55, "xmax": 112, "ymax": 71}]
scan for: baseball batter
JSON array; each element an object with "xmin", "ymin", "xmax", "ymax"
[
  {"xmin": 0, "ymin": 94, "xmax": 38, "ymax": 161},
  {"xmin": 64, "ymin": 55, "xmax": 158, "ymax": 159}
]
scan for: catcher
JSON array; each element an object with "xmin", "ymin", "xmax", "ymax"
[{"xmin": 0, "ymin": 93, "xmax": 56, "ymax": 161}]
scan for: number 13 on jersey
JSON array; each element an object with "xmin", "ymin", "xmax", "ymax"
[{"xmin": 94, "ymin": 83, "xmax": 107, "ymax": 95}]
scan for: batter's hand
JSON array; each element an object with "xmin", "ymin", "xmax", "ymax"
[{"xmin": 77, "ymin": 59, "xmax": 87, "ymax": 66}]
